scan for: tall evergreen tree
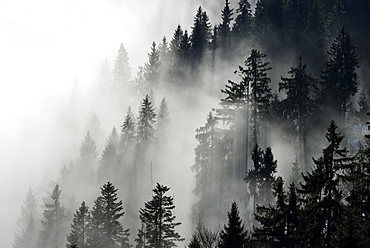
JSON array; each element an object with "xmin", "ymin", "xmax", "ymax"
[
  {"xmin": 240, "ymin": 49, "xmax": 272, "ymax": 145},
  {"xmin": 137, "ymin": 183, "xmax": 184, "ymax": 248},
  {"xmin": 279, "ymin": 56, "xmax": 318, "ymax": 172},
  {"xmin": 137, "ymin": 95, "xmax": 156, "ymax": 145},
  {"xmin": 232, "ymin": 0, "xmax": 253, "ymax": 43},
  {"xmin": 190, "ymin": 7, "xmax": 212, "ymax": 70},
  {"xmin": 156, "ymin": 98, "xmax": 171, "ymax": 148},
  {"xmin": 120, "ymin": 106, "xmax": 136, "ymax": 154},
  {"xmin": 112, "ymin": 43, "xmax": 131, "ymax": 92},
  {"xmin": 219, "ymin": 0, "xmax": 234, "ymax": 59},
  {"xmin": 218, "ymin": 202, "xmax": 248, "ymax": 248},
  {"xmin": 319, "ymin": 26, "xmax": 360, "ymax": 126},
  {"xmin": 13, "ymin": 188, "xmax": 38, "ymax": 248},
  {"xmin": 39, "ymin": 184, "xmax": 67, "ymax": 248},
  {"xmin": 299, "ymin": 121, "xmax": 350, "ymax": 247},
  {"xmin": 143, "ymin": 42, "xmax": 161, "ymax": 90},
  {"xmin": 66, "ymin": 201, "xmax": 89, "ymax": 248},
  {"xmin": 87, "ymin": 196, "xmax": 105, "ymax": 248}
]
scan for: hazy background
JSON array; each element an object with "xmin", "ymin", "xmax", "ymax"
[{"xmin": 0, "ymin": 0, "xmax": 252, "ymax": 246}]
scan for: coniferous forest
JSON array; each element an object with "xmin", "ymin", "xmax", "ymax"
[{"xmin": 11, "ymin": 1, "xmax": 370, "ymax": 248}]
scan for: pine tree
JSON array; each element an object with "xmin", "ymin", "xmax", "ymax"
[
  {"xmin": 100, "ymin": 182, "xmax": 126, "ymax": 248},
  {"xmin": 66, "ymin": 201, "xmax": 89, "ymax": 248},
  {"xmin": 218, "ymin": 202, "xmax": 247, "ymax": 248},
  {"xmin": 13, "ymin": 188, "xmax": 38, "ymax": 248},
  {"xmin": 190, "ymin": 6, "xmax": 212, "ymax": 70},
  {"xmin": 143, "ymin": 42, "xmax": 161, "ymax": 90},
  {"xmin": 279, "ymin": 56, "xmax": 318, "ymax": 172},
  {"xmin": 219, "ymin": 0, "xmax": 234, "ymax": 59},
  {"xmin": 112, "ymin": 43, "xmax": 131, "ymax": 92},
  {"xmin": 120, "ymin": 106, "xmax": 136, "ymax": 154},
  {"xmin": 156, "ymin": 98, "xmax": 171, "ymax": 148},
  {"xmin": 137, "ymin": 95, "xmax": 156, "ymax": 145},
  {"xmin": 319, "ymin": 26, "xmax": 360, "ymax": 126},
  {"xmin": 39, "ymin": 184, "xmax": 67, "ymax": 248},
  {"xmin": 137, "ymin": 183, "xmax": 184, "ymax": 248},
  {"xmin": 87, "ymin": 196, "xmax": 105, "ymax": 248},
  {"xmin": 97, "ymin": 128, "xmax": 120, "ymax": 184},
  {"xmin": 232, "ymin": 0, "xmax": 253, "ymax": 43},
  {"xmin": 239, "ymin": 49, "xmax": 272, "ymax": 145},
  {"xmin": 299, "ymin": 121, "xmax": 350, "ymax": 247},
  {"xmin": 78, "ymin": 131, "xmax": 98, "ymax": 176}
]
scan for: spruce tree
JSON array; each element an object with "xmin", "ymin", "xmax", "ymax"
[
  {"xmin": 232, "ymin": 0, "xmax": 253, "ymax": 43},
  {"xmin": 119, "ymin": 106, "xmax": 136, "ymax": 154},
  {"xmin": 239, "ymin": 49, "xmax": 272, "ymax": 145},
  {"xmin": 137, "ymin": 183, "xmax": 183, "ymax": 248},
  {"xmin": 13, "ymin": 188, "xmax": 38, "ymax": 248},
  {"xmin": 143, "ymin": 42, "xmax": 161, "ymax": 90},
  {"xmin": 112, "ymin": 43, "xmax": 131, "ymax": 92},
  {"xmin": 219, "ymin": 0, "xmax": 234, "ymax": 59},
  {"xmin": 66, "ymin": 201, "xmax": 89, "ymax": 248},
  {"xmin": 190, "ymin": 6, "xmax": 212, "ymax": 70},
  {"xmin": 100, "ymin": 182, "xmax": 126, "ymax": 248},
  {"xmin": 39, "ymin": 184, "xmax": 67, "ymax": 248},
  {"xmin": 279, "ymin": 56, "xmax": 317, "ymax": 172},
  {"xmin": 319, "ymin": 26, "xmax": 360, "ymax": 126},
  {"xmin": 218, "ymin": 202, "xmax": 247, "ymax": 248},
  {"xmin": 87, "ymin": 196, "xmax": 105, "ymax": 248},
  {"xmin": 137, "ymin": 95, "xmax": 156, "ymax": 145},
  {"xmin": 299, "ymin": 121, "xmax": 350, "ymax": 247}
]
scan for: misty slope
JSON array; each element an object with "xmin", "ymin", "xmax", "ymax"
[{"xmin": 9, "ymin": 0, "xmax": 370, "ymax": 248}]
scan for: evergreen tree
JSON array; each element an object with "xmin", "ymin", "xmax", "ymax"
[
  {"xmin": 87, "ymin": 196, "xmax": 105, "ymax": 248},
  {"xmin": 190, "ymin": 7, "xmax": 212, "ymax": 70},
  {"xmin": 156, "ymin": 98, "xmax": 171, "ymax": 148},
  {"xmin": 120, "ymin": 106, "xmax": 136, "ymax": 154},
  {"xmin": 97, "ymin": 128, "xmax": 120, "ymax": 184},
  {"xmin": 13, "ymin": 188, "xmax": 38, "ymax": 248},
  {"xmin": 219, "ymin": 0, "xmax": 234, "ymax": 59},
  {"xmin": 319, "ymin": 26, "xmax": 360, "ymax": 126},
  {"xmin": 239, "ymin": 49, "xmax": 272, "ymax": 145},
  {"xmin": 158, "ymin": 36, "xmax": 171, "ymax": 80},
  {"xmin": 78, "ymin": 131, "xmax": 98, "ymax": 176},
  {"xmin": 137, "ymin": 95, "xmax": 156, "ymax": 145},
  {"xmin": 191, "ymin": 112, "xmax": 222, "ymax": 225},
  {"xmin": 218, "ymin": 202, "xmax": 247, "ymax": 248},
  {"xmin": 143, "ymin": 42, "xmax": 161, "ymax": 90},
  {"xmin": 299, "ymin": 121, "xmax": 350, "ymax": 247},
  {"xmin": 232, "ymin": 0, "xmax": 253, "ymax": 43},
  {"xmin": 279, "ymin": 56, "xmax": 318, "ymax": 172},
  {"xmin": 100, "ymin": 182, "xmax": 126, "ymax": 248},
  {"xmin": 138, "ymin": 183, "xmax": 184, "ymax": 248},
  {"xmin": 39, "ymin": 184, "xmax": 67, "ymax": 248},
  {"xmin": 112, "ymin": 43, "xmax": 131, "ymax": 92},
  {"xmin": 66, "ymin": 201, "xmax": 89, "ymax": 248}
]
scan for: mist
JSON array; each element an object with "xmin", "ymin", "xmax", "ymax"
[{"xmin": 3, "ymin": 0, "xmax": 370, "ymax": 247}]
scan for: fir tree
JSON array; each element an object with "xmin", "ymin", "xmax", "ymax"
[
  {"xmin": 218, "ymin": 202, "xmax": 248, "ymax": 248},
  {"xmin": 66, "ymin": 201, "xmax": 89, "ymax": 248},
  {"xmin": 319, "ymin": 26, "xmax": 360, "ymax": 126},
  {"xmin": 219, "ymin": 0, "xmax": 234, "ymax": 59},
  {"xmin": 144, "ymin": 42, "xmax": 161, "ymax": 90},
  {"xmin": 120, "ymin": 106, "xmax": 136, "ymax": 154},
  {"xmin": 232, "ymin": 0, "xmax": 253, "ymax": 43},
  {"xmin": 137, "ymin": 95, "xmax": 156, "ymax": 145},
  {"xmin": 190, "ymin": 6, "xmax": 212, "ymax": 70},
  {"xmin": 39, "ymin": 184, "xmax": 67, "ymax": 248},
  {"xmin": 299, "ymin": 121, "xmax": 350, "ymax": 247},
  {"xmin": 112, "ymin": 43, "xmax": 131, "ymax": 92},
  {"xmin": 13, "ymin": 188, "xmax": 38, "ymax": 248},
  {"xmin": 137, "ymin": 183, "xmax": 184, "ymax": 248},
  {"xmin": 279, "ymin": 56, "xmax": 318, "ymax": 172}
]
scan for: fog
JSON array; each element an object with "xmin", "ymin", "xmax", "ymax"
[
  {"xmin": 0, "ymin": 1, "xmax": 227, "ymax": 247},
  {"xmin": 3, "ymin": 0, "xmax": 367, "ymax": 247}
]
